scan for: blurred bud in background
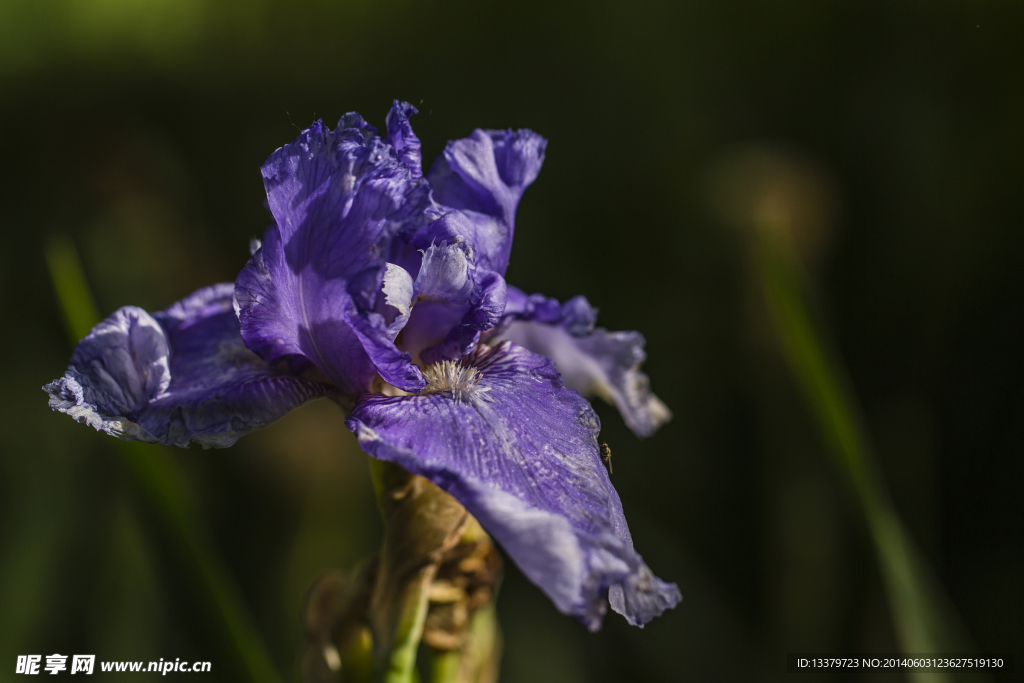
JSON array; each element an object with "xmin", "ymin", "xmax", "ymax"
[
  {"xmin": 303, "ymin": 565, "xmax": 375, "ymax": 683},
  {"xmin": 709, "ymin": 146, "xmax": 839, "ymax": 272}
]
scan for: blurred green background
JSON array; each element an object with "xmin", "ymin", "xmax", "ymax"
[{"xmin": 1, "ymin": 0, "xmax": 1021, "ymax": 680}]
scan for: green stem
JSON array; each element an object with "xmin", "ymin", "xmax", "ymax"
[
  {"xmin": 429, "ymin": 649, "xmax": 462, "ymax": 683},
  {"xmin": 378, "ymin": 573, "xmax": 432, "ymax": 683},
  {"xmin": 429, "ymin": 604, "xmax": 501, "ymax": 683},
  {"xmin": 45, "ymin": 234, "xmax": 283, "ymax": 683},
  {"xmin": 368, "ymin": 459, "xmax": 469, "ymax": 683},
  {"xmin": 368, "ymin": 459, "xmax": 432, "ymax": 683}
]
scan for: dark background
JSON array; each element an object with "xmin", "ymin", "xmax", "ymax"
[{"xmin": 1, "ymin": 0, "xmax": 1021, "ymax": 680}]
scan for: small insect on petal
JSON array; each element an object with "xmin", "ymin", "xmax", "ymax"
[{"xmin": 600, "ymin": 442, "xmax": 613, "ymax": 475}]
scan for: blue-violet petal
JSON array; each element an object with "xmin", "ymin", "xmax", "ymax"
[
  {"xmin": 347, "ymin": 342, "xmax": 679, "ymax": 629},
  {"xmin": 385, "ymin": 100, "xmax": 423, "ymax": 179},
  {"xmin": 235, "ymin": 117, "xmax": 431, "ymax": 396},
  {"xmin": 45, "ymin": 284, "xmax": 332, "ymax": 448},
  {"xmin": 426, "ymin": 129, "xmax": 547, "ymax": 275},
  {"xmin": 496, "ymin": 287, "xmax": 671, "ymax": 438}
]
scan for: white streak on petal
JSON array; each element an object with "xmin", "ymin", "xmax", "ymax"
[{"xmin": 382, "ymin": 263, "xmax": 414, "ymax": 317}]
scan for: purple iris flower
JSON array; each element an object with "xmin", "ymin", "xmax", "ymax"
[{"xmin": 45, "ymin": 102, "xmax": 679, "ymax": 630}]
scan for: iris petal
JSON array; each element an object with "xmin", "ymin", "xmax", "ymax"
[
  {"xmin": 390, "ymin": 238, "xmax": 508, "ymax": 366},
  {"xmin": 235, "ymin": 115, "xmax": 430, "ymax": 396},
  {"xmin": 496, "ymin": 287, "xmax": 671, "ymax": 438},
  {"xmin": 415, "ymin": 241, "xmax": 474, "ymax": 302},
  {"xmin": 417, "ymin": 266, "xmax": 506, "ymax": 365},
  {"xmin": 385, "ymin": 100, "xmax": 423, "ymax": 178},
  {"xmin": 347, "ymin": 342, "xmax": 679, "ymax": 629},
  {"xmin": 427, "ymin": 129, "xmax": 547, "ymax": 275},
  {"xmin": 381, "ymin": 262, "xmax": 415, "ymax": 339},
  {"xmin": 45, "ymin": 284, "xmax": 332, "ymax": 448}
]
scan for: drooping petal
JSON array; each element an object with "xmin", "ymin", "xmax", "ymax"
[
  {"xmin": 44, "ymin": 306, "xmax": 171, "ymax": 443},
  {"xmin": 495, "ymin": 287, "xmax": 671, "ymax": 438},
  {"xmin": 234, "ymin": 116, "xmax": 430, "ymax": 397},
  {"xmin": 45, "ymin": 284, "xmax": 332, "ymax": 448},
  {"xmin": 426, "ymin": 129, "xmax": 547, "ymax": 275},
  {"xmin": 347, "ymin": 342, "xmax": 679, "ymax": 630}
]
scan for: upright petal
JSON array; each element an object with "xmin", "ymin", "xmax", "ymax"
[
  {"xmin": 418, "ymin": 267, "xmax": 507, "ymax": 364},
  {"xmin": 388, "ymin": 237, "xmax": 508, "ymax": 366},
  {"xmin": 415, "ymin": 241, "xmax": 474, "ymax": 301},
  {"xmin": 426, "ymin": 129, "xmax": 547, "ymax": 275},
  {"xmin": 495, "ymin": 287, "xmax": 671, "ymax": 438},
  {"xmin": 235, "ymin": 117, "xmax": 431, "ymax": 396},
  {"xmin": 347, "ymin": 342, "xmax": 679, "ymax": 630},
  {"xmin": 45, "ymin": 284, "xmax": 332, "ymax": 448},
  {"xmin": 385, "ymin": 100, "xmax": 423, "ymax": 178},
  {"xmin": 389, "ymin": 241, "xmax": 473, "ymax": 363}
]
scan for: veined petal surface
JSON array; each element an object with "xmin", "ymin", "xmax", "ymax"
[
  {"xmin": 496, "ymin": 287, "xmax": 671, "ymax": 438},
  {"xmin": 385, "ymin": 100, "xmax": 423, "ymax": 178},
  {"xmin": 426, "ymin": 129, "xmax": 547, "ymax": 275},
  {"xmin": 347, "ymin": 342, "xmax": 679, "ymax": 629},
  {"xmin": 45, "ymin": 284, "xmax": 332, "ymax": 448},
  {"xmin": 235, "ymin": 113, "xmax": 430, "ymax": 396}
]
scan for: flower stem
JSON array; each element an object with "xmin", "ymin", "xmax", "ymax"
[
  {"xmin": 368, "ymin": 459, "xmax": 469, "ymax": 683},
  {"xmin": 428, "ymin": 603, "xmax": 501, "ymax": 683},
  {"xmin": 377, "ymin": 575, "xmax": 431, "ymax": 683}
]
